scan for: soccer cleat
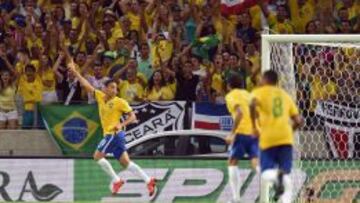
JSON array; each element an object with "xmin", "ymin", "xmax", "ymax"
[
  {"xmin": 112, "ymin": 179, "xmax": 124, "ymax": 195},
  {"xmin": 147, "ymin": 177, "xmax": 157, "ymax": 197},
  {"xmin": 273, "ymin": 170, "xmax": 285, "ymax": 201}
]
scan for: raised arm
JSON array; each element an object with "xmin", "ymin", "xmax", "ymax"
[
  {"xmin": 0, "ymin": 52, "xmax": 16, "ymax": 77},
  {"xmin": 67, "ymin": 60, "xmax": 95, "ymax": 94},
  {"xmin": 52, "ymin": 52, "xmax": 65, "ymax": 82}
]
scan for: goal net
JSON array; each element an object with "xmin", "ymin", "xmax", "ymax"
[{"xmin": 261, "ymin": 34, "xmax": 360, "ymax": 202}]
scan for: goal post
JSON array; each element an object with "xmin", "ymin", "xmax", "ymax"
[{"xmin": 261, "ymin": 34, "xmax": 360, "ymax": 202}]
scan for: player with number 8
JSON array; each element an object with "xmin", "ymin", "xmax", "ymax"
[{"xmin": 250, "ymin": 70, "xmax": 303, "ymax": 203}]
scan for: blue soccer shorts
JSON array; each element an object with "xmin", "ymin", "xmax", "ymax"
[
  {"xmin": 260, "ymin": 145, "xmax": 293, "ymax": 174},
  {"xmin": 97, "ymin": 131, "xmax": 126, "ymax": 160},
  {"xmin": 229, "ymin": 134, "xmax": 259, "ymax": 160}
]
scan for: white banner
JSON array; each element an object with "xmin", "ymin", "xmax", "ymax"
[
  {"xmin": 125, "ymin": 102, "xmax": 186, "ymax": 144},
  {"xmin": 315, "ymin": 101, "xmax": 360, "ymax": 158},
  {"xmin": 315, "ymin": 101, "xmax": 360, "ymax": 123},
  {"xmin": 0, "ymin": 159, "xmax": 73, "ymax": 202}
]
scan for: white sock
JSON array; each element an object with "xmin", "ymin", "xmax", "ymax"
[
  {"xmin": 127, "ymin": 161, "xmax": 151, "ymax": 184},
  {"xmin": 97, "ymin": 158, "xmax": 120, "ymax": 182},
  {"xmin": 255, "ymin": 166, "xmax": 261, "ymax": 174},
  {"xmin": 280, "ymin": 174, "xmax": 292, "ymax": 203},
  {"xmin": 260, "ymin": 169, "xmax": 278, "ymax": 203},
  {"xmin": 228, "ymin": 166, "xmax": 241, "ymax": 201}
]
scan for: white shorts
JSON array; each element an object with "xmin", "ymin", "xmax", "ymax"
[
  {"xmin": 42, "ymin": 91, "xmax": 58, "ymax": 104},
  {"xmin": 0, "ymin": 110, "xmax": 18, "ymax": 122}
]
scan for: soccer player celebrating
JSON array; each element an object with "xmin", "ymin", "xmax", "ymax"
[
  {"xmin": 67, "ymin": 60, "xmax": 156, "ymax": 196},
  {"xmin": 250, "ymin": 70, "xmax": 302, "ymax": 203},
  {"xmin": 225, "ymin": 74, "xmax": 259, "ymax": 203}
]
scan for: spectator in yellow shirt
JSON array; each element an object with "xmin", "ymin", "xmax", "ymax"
[
  {"xmin": 118, "ymin": 0, "xmax": 142, "ymax": 32},
  {"xmin": 309, "ymin": 66, "xmax": 337, "ymax": 113},
  {"xmin": 289, "ymin": 0, "xmax": 315, "ymax": 33},
  {"xmin": 161, "ymin": 66, "xmax": 176, "ymax": 101},
  {"xmin": 0, "ymin": 70, "xmax": 18, "ymax": 129},
  {"xmin": 211, "ymin": 54, "xmax": 225, "ymax": 96},
  {"xmin": 144, "ymin": 70, "xmax": 167, "ymax": 101},
  {"xmin": 336, "ymin": 0, "xmax": 360, "ymax": 21},
  {"xmin": 17, "ymin": 65, "xmax": 43, "ymax": 129},
  {"xmin": 118, "ymin": 68, "xmax": 144, "ymax": 104},
  {"xmin": 260, "ymin": 2, "xmax": 294, "ymax": 34},
  {"xmin": 272, "ymin": 5, "xmax": 294, "ymax": 34},
  {"xmin": 39, "ymin": 54, "xmax": 57, "ymax": 103}
]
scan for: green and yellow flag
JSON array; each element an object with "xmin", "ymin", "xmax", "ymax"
[
  {"xmin": 39, "ymin": 104, "xmax": 103, "ymax": 156},
  {"xmin": 191, "ymin": 34, "xmax": 220, "ymax": 60}
]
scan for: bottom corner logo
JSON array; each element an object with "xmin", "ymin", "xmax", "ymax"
[{"xmin": 0, "ymin": 171, "xmax": 63, "ymax": 202}]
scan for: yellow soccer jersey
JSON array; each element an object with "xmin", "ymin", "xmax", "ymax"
[
  {"xmin": 118, "ymin": 80, "xmax": 144, "ymax": 103},
  {"xmin": 18, "ymin": 76, "xmax": 43, "ymax": 111},
  {"xmin": 145, "ymin": 88, "xmax": 162, "ymax": 101},
  {"xmin": 126, "ymin": 12, "xmax": 141, "ymax": 32},
  {"xmin": 211, "ymin": 72, "xmax": 224, "ymax": 95},
  {"xmin": 161, "ymin": 85, "xmax": 175, "ymax": 100},
  {"xmin": 251, "ymin": 86, "xmax": 299, "ymax": 150},
  {"xmin": 95, "ymin": 90, "xmax": 133, "ymax": 135},
  {"xmin": 225, "ymin": 89, "xmax": 253, "ymax": 135},
  {"xmin": 150, "ymin": 40, "xmax": 173, "ymax": 68},
  {"xmin": 41, "ymin": 68, "xmax": 56, "ymax": 92}
]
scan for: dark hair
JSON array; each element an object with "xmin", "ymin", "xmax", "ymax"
[
  {"xmin": 75, "ymin": 51, "xmax": 86, "ymax": 57},
  {"xmin": 227, "ymin": 73, "xmax": 245, "ymax": 89},
  {"xmin": 127, "ymin": 30, "xmax": 139, "ymax": 42},
  {"xmin": 25, "ymin": 64, "xmax": 36, "ymax": 73},
  {"xmin": 230, "ymin": 53, "xmax": 239, "ymax": 60},
  {"xmin": 148, "ymin": 70, "xmax": 165, "ymax": 91},
  {"xmin": 104, "ymin": 79, "xmax": 117, "ymax": 87},
  {"xmin": 305, "ymin": 20, "xmax": 316, "ymax": 34},
  {"xmin": 190, "ymin": 55, "xmax": 202, "ymax": 62},
  {"xmin": 338, "ymin": 6, "xmax": 348, "ymax": 13},
  {"xmin": 0, "ymin": 70, "xmax": 13, "ymax": 89},
  {"xmin": 263, "ymin": 70, "xmax": 279, "ymax": 85}
]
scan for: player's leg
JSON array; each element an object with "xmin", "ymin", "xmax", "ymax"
[
  {"xmin": 114, "ymin": 132, "xmax": 156, "ymax": 197},
  {"xmin": 248, "ymin": 136, "xmax": 260, "ymax": 173},
  {"xmin": 94, "ymin": 136, "xmax": 123, "ymax": 194},
  {"xmin": 277, "ymin": 145, "xmax": 293, "ymax": 203},
  {"xmin": 228, "ymin": 135, "xmax": 244, "ymax": 202},
  {"xmin": 228, "ymin": 158, "xmax": 241, "ymax": 202},
  {"xmin": 118, "ymin": 152, "xmax": 157, "ymax": 196},
  {"xmin": 119, "ymin": 151, "xmax": 150, "ymax": 183},
  {"xmin": 259, "ymin": 148, "xmax": 278, "ymax": 203}
]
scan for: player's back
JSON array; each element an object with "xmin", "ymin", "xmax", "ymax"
[
  {"xmin": 225, "ymin": 89, "xmax": 253, "ymax": 135},
  {"xmin": 252, "ymin": 85, "xmax": 299, "ymax": 150}
]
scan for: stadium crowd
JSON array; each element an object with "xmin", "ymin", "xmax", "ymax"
[{"xmin": 0, "ymin": 0, "xmax": 359, "ymax": 129}]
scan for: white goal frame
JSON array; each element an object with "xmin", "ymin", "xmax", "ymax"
[
  {"xmin": 260, "ymin": 35, "xmax": 360, "ymax": 202},
  {"xmin": 261, "ymin": 34, "xmax": 360, "ymax": 72}
]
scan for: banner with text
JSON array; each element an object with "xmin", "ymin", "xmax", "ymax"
[
  {"xmin": 315, "ymin": 101, "xmax": 360, "ymax": 159},
  {"xmin": 192, "ymin": 102, "xmax": 232, "ymax": 131},
  {"xmin": 124, "ymin": 101, "xmax": 186, "ymax": 143}
]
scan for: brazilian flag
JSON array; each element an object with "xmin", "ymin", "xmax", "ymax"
[
  {"xmin": 39, "ymin": 104, "xmax": 103, "ymax": 156},
  {"xmin": 191, "ymin": 34, "xmax": 220, "ymax": 60}
]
